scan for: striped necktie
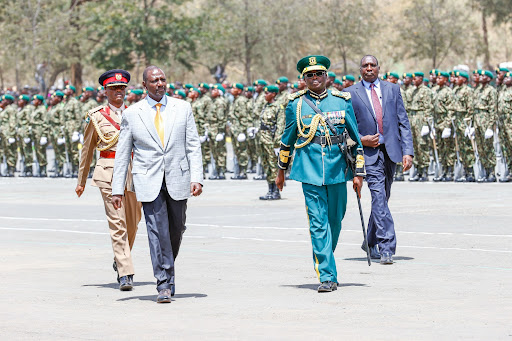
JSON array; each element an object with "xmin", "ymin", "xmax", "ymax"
[{"xmin": 154, "ymin": 103, "xmax": 164, "ymax": 146}]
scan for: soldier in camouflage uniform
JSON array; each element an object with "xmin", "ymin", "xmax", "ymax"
[
  {"xmin": 275, "ymin": 77, "xmax": 290, "ymax": 114},
  {"xmin": 473, "ymin": 70, "xmax": 498, "ymax": 182},
  {"xmin": 228, "ymin": 83, "xmax": 249, "ymax": 179},
  {"xmin": 48, "ymin": 91, "xmax": 66, "ymax": 177},
  {"xmin": 244, "ymin": 86, "xmax": 257, "ymax": 172},
  {"xmin": 402, "ymin": 73, "xmax": 414, "ymax": 109},
  {"xmin": 31, "ymin": 95, "xmax": 49, "ymax": 177},
  {"xmin": 495, "ymin": 67, "xmax": 508, "ymax": 93},
  {"xmin": 16, "ymin": 95, "xmax": 34, "ymax": 176},
  {"xmin": 196, "ymin": 83, "xmax": 212, "ymax": 173},
  {"xmin": 258, "ymin": 85, "xmax": 285, "ymax": 200},
  {"xmin": 452, "ymin": 71, "xmax": 475, "ymax": 182},
  {"xmin": 0, "ymin": 95, "xmax": 17, "ymax": 176},
  {"xmin": 207, "ymin": 84, "xmax": 228, "ymax": 179},
  {"xmin": 429, "ymin": 69, "xmax": 439, "ymax": 101},
  {"xmin": 433, "ymin": 71, "xmax": 455, "ymax": 181},
  {"xmin": 385, "ymin": 72, "xmax": 405, "ymax": 181},
  {"xmin": 253, "ymin": 79, "xmax": 268, "ymax": 180},
  {"xmin": 63, "ymin": 85, "xmax": 82, "ymax": 177},
  {"xmin": 342, "ymin": 75, "xmax": 355, "ymax": 89},
  {"xmin": 498, "ymin": 72, "xmax": 512, "ymax": 182},
  {"xmin": 408, "ymin": 72, "xmax": 433, "ymax": 181}
]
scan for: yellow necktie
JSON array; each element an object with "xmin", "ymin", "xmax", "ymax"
[{"xmin": 154, "ymin": 103, "xmax": 164, "ymax": 146}]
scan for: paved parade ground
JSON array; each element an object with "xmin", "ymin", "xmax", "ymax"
[{"xmin": 0, "ymin": 176, "xmax": 511, "ymax": 340}]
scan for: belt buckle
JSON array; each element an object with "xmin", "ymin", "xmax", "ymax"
[{"xmin": 320, "ymin": 135, "xmax": 326, "ymax": 147}]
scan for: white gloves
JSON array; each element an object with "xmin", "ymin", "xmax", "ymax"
[
  {"xmin": 23, "ymin": 137, "xmax": 31, "ymax": 144},
  {"xmin": 273, "ymin": 148, "xmax": 280, "ymax": 156},
  {"xmin": 8, "ymin": 137, "xmax": 16, "ymax": 144},
  {"xmin": 465, "ymin": 127, "xmax": 475, "ymax": 138},
  {"xmin": 247, "ymin": 127, "xmax": 258, "ymax": 139},
  {"xmin": 421, "ymin": 125, "xmax": 429, "ymax": 137},
  {"xmin": 441, "ymin": 128, "xmax": 451, "ymax": 139},
  {"xmin": 484, "ymin": 128, "xmax": 493, "ymax": 139},
  {"xmin": 57, "ymin": 137, "xmax": 66, "ymax": 145},
  {"xmin": 215, "ymin": 133, "xmax": 225, "ymax": 142},
  {"xmin": 71, "ymin": 131, "xmax": 80, "ymax": 142},
  {"xmin": 199, "ymin": 135, "xmax": 207, "ymax": 144},
  {"xmin": 40, "ymin": 137, "xmax": 48, "ymax": 145},
  {"xmin": 237, "ymin": 133, "xmax": 246, "ymax": 142}
]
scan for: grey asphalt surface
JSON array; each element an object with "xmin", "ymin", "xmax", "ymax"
[{"xmin": 0, "ymin": 174, "xmax": 511, "ymax": 340}]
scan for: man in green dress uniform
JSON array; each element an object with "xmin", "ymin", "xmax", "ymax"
[{"xmin": 276, "ymin": 55, "xmax": 365, "ymax": 293}]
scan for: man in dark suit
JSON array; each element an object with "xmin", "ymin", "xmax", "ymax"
[{"xmin": 345, "ymin": 55, "xmax": 414, "ymax": 264}]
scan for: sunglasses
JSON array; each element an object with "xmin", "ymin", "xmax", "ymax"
[{"xmin": 304, "ymin": 71, "xmax": 326, "ymax": 79}]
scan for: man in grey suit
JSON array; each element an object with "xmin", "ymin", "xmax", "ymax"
[
  {"xmin": 345, "ymin": 55, "xmax": 413, "ymax": 265},
  {"xmin": 112, "ymin": 66, "xmax": 203, "ymax": 303}
]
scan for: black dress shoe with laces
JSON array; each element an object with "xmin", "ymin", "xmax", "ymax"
[
  {"xmin": 317, "ymin": 281, "xmax": 337, "ymax": 293},
  {"xmin": 119, "ymin": 276, "xmax": 133, "ymax": 291},
  {"xmin": 157, "ymin": 289, "xmax": 172, "ymax": 303}
]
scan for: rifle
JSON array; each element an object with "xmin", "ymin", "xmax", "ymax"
[
  {"xmin": 302, "ymin": 97, "xmax": 371, "ymax": 266},
  {"xmin": 463, "ymin": 117, "xmax": 486, "ymax": 181},
  {"xmin": 450, "ymin": 118, "xmax": 463, "ymax": 181},
  {"xmin": 426, "ymin": 117, "xmax": 442, "ymax": 180}
]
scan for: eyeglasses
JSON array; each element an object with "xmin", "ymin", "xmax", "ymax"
[{"xmin": 304, "ymin": 71, "xmax": 326, "ymax": 79}]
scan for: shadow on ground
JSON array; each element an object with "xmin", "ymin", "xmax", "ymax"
[
  {"xmin": 117, "ymin": 293, "xmax": 208, "ymax": 302},
  {"xmin": 83, "ymin": 281, "xmax": 156, "ymax": 289},
  {"xmin": 344, "ymin": 256, "xmax": 415, "ymax": 262},
  {"xmin": 281, "ymin": 283, "xmax": 367, "ymax": 291}
]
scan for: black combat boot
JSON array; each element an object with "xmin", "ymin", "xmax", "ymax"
[
  {"xmin": 408, "ymin": 167, "xmax": 420, "ymax": 181},
  {"xmin": 7, "ymin": 166, "xmax": 15, "ymax": 177},
  {"xmin": 40, "ymin": 165, "xmax": 47, "ymax": 177},
  {"xmin": 271, "ymin": 183, "xmax": 281, "ymax": 200},
  {"xmin": 487, "ymin": 168, "xmax": 496, "ymax": 182},
  {"xmin": 24, "ymin": 166, "xmax": 33, "ymax": 177},
  {"xmin": 418, "ymin": 168, "xmax": 429, "ymax": 182},
  {"xmin": 464, "ymin": 167, "xmax": 475, "ymax": 182},
  {"xmin": 259, "ymin": 183, "xmax": 273, "ymax": 200},
  {"xmin": 443, "ymin": 167, "xmax": 453, "ymax": 182},
  {"xmin": 394, "ymin": 164, "xmax": 404, "ymax": 181}
]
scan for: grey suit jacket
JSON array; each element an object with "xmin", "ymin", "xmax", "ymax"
[{"xmin": 112, "ymin": 95, "xmax": 203, "ymax": 202}]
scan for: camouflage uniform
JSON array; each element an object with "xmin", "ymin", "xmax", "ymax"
[
  {"xmin": 453, "ymin": 84, "xmax": 475, "ymax": 171},
  {"xmin": 498, "ymin": 85, "xmax": 512, "ymax": 173},
  {"xmin": 259, "ymin": 100, "xmax": 285, "ymax": 184},
  {"xmin": 48, "ymin": 100, "xmax": 66, "ymax": 175},
  {"xmin": 207, "ymin": 95, "xmax": 228, "ymax": 176},
  {"xmin": 195, "ymin": 93, "xmax": 212, "ymax": 171},
  {"xmin": 63, "ymin": 96, "xmax": 82, "ymax": 174},
  {"xmin": 473, "ymin": 83, "xmax": 497, "ymax": 174},
  {"xmin": 245, "ymin": 95, "xmax": 258, "ymax": 171},
  {"xmin": 253, "ymin": 91, "xmax": 267, "ymax": 177},
  {"xmin": 31, "ymin": 103, "xmax": 49, "ymax": 172},
  {"xmin": 17, "ymin": 103, "xmax": 34, "ymax": 174},
  {"xmin": 228, "ymin": 94, "xmax": 249, "ymax": 177},
  {"xmin": 0, "ymin": 103, "xmax": 18, "ymax": 175},
  {"xmin": 433, "ymin": 85, "xmax": 455, "ymax": 178},
  {"xmin": 408, "ymin": 84, "xmax": 433, "ymax": 175}
]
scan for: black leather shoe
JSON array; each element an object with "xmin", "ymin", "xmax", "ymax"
[
  {"xmin": 317, "ymin": 281, "xmax": 337, "ymax": 293},
  {"xmin": 380, "ymin": 252, "xmax": 393, "ymax": 265},
  {"xmin": 157, "ymin": 289, "xmax": 171, "ymax": 303},
  {"xmin": 394, "ymin": 175, "xmax": 404, "ymax": 181},
  {"xmin": 119, "ymin": 276, "xmax": 133, "ymax": 291},
  {"xmin": 361, "ymin": 242, "xmax": 380, "ymax": 259},
  {"xmin": 113, "ymin": 261, "xmax": 120, "ymax": 283}
]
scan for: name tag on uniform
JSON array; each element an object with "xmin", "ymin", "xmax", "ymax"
[{"xmin": 325, "ymin": 111, "xmax": 345, "ymax": 124}]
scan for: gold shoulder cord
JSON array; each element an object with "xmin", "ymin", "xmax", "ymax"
[
  {"xmin": 87, "ymin": 113, "xmax": 120, "ymax": 151},
  {"xmin": 294, "ymin": 97, "xmax": 331, "ymax": 149}
]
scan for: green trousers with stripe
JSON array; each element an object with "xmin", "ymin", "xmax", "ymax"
[{"xmin": 302, "ymin": 182, "xmax": 347, "ymax": 283}]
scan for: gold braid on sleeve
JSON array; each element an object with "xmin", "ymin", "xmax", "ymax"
[
  {"xmin": 294, "ymin": 97, "xmax": 331, "ymax": 149},
  {"xmin": 88, "ymin": 113, "xmax": 120, "ymax": 151}
]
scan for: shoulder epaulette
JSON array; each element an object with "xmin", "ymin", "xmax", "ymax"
[
  {"xmin": 288, "ymin": 89, "xmax": 306, "ymax": 101},
  {"xmin": 331, "ymin": 90, "xmax": 351, "ymax": 100},
  {"xmin": 84, "ymin": 105, "xmax": 106, "ymax": 119}
]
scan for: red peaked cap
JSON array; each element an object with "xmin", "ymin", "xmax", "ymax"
[{"xmin": 98, "ymin": 69, "xmax": 131, "ymax": 87}]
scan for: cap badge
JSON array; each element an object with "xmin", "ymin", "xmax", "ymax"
[
  {"xmin": 309, "ymin": 57, "xmax": 317, "ymax": 65},
  {"xmin": 115, "ymin": 73, "xmax": 122, "ymax": 80}
]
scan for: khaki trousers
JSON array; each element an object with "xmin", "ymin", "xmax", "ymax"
[{"xmin": 99, "ymin": 187, "xmax": 142, "ymax": 277}]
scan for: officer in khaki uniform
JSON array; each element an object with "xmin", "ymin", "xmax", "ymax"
[{"xmin": 75, "ymin": 69, "xmax": 142, "ymax": 291}]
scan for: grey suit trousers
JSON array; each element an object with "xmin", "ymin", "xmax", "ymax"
[{"xmin": 142, "ymin": 180, "xmax": 187, "ymax": 292}]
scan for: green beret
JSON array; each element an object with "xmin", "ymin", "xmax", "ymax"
[
  {"xmin": 480, "ymin": 70, "xmax": 494, "ymax": 79},
  {"xmin": 298, "ymin": 74, "xmax": 304, "ymax": 80},
  {"xmin": 33, "ymin": 94, "xmax": 45, "ymax": 101},
  {"xmin": 290, "ymin": 83, "xmax": 298, "ymax": 89},
  {"xmin": 342, "ymin": 75, "xmax": 355, "ymax": 82},
  {"xmin": 167, "ymin": 83, "xmax": 176, "ymax": 90},
  {"xmin": 334, "ymin": 79, "xmax": 343, "ymax": 85},
  {"xmin": 429, "ymin": 69, "xmax": 438, "ymax": 75},
  {"xmin": 296, "ymin": 55, "xmax": 330, "ymax": 75},
  {"xmin": 198, "ymin": 83, "xmax": 210, "ymax": 89},
  {"xmin": 54, "ymin": 91, "xmax": 65, "ymax": 98},
  {"xmin": 449, "ymin": 70, "xmax": 455, "ymax": 76},
  {"xmin": 66, "ymin": 85, "xmax": 76, "ymax": 92},
  {"xmin": 403, "ymin": 73, "xmax": 413, "ymax": 78},
  {"xmin": 190, "ymin": 87, "xmax": 200, "ymax": 93},
  {"xmin": 412, "ymin": 72, "xmax": 424, "ymax": 78},
  {"xmin": 97, "ymin": 86, "xmax": 104, "ymax": 91},
  {"xmin": 506, "ymin": 72, "xmax": 511, "ymax": 78},
  {"xmin": 255, "ymin": 79, "xmax": 268, "ymax": 86},
  {"xmin": 423, "ymin": 78, "xmax": 429, "ymax": 83},
  {"xmin": 174, "ymin": 90, "xmax": 187, "ymax": 98},
  {"xmin": 83, "ymin": 86, "xmax": 95, "ymax": 92},
  {"xmin": 496, "ymin": 67, "xmax": 509, "ymax": 73},
  {"xmin": 437, "ymin": 71, "xmax": 450, "ymax": 78},
  {"xmin": 264, "ymin": 85, "xmax": 279, "ymax": 93},
  {"xmin": 184, "ymin": 84, "xmax": 193, "ymax": 89},
  {"xmin": 473, "ymin": 70, "xmax": 481, "ymax": 74},
  {"xmin": 381, "ymin": 74, "xmax": 387, "ymax": 80},
  {"xmin": 454, "ymin": 71, "xmax": 469, "ymax": 79},
  {"xmin": 131, "ymin": 89, "xmax": 144, "ymax": 95},
  {"xmin": 2, "ymin": 94, "xmax": 15, "ymax": 101},
  {"xmin": 213, "ymin": 83, "xmax": 226, "ymax": 92},
  {"xmin": 19, "ymin": 94, "xmax": 30, "ymax": 102},
  {"xmin": 245, "ymin": 86, "xmax": 254, "ymax": 92},
  {"xmin": 388, "ymin": 72, "xmax": 399, "ymax": 79},
  {"xmin": 327, "ymin": 71, "xmax": 336, "ymax": 78},
  {"xmin": 276, "ymin": 77, "xmax": 289, "ymax": 84},
  {"xmin": 232, "ymin": 83, "xmax": 244, "ymax": 90}
]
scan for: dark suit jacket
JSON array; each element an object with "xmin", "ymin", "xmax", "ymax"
[{"xmin": 345, "ymin": 81, "xmax": 414, "ymax": 166}]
